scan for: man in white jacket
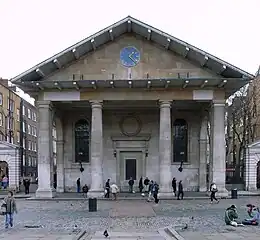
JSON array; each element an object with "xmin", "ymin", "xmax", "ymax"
[{"xmin": 110, "ymin": 183, "xmax": 119, "ymax": 201}]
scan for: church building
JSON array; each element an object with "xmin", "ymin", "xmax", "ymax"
[{"xmin": 11, "ymin": 16, "xmax": 254, "ymax": 198}]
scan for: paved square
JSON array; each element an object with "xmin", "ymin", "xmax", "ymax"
[{"xmin": 0, "ymin": 197, "xmax": 259, "ymax": 239}]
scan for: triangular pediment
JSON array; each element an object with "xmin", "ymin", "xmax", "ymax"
[
  {"xmin": 44, "ymin": 33, "xmax": 219, "ymax": 82},
  {"xmin": 11, "ymin": 16, "xmax": 254, "ymax": 85}
]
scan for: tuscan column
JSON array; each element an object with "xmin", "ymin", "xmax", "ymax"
[
  {"xmin": 89, "ymin": 100, "xmax": 104, "ymax": 195},
  {"xmin": 36, "ymin": 101, "xmax": 56, "ymax": 198},
  {"xmin": 159, "ymin": 100, "xmax": 172, "ymax": 194},
  {"xmin": 210, "ymin": 100, "xmax": 228, "ymax": 196},
  {"xmin": 55, "ymin": 117, "xmax": 64, "ymax": 193},
  {"xmin": 199, "ymin": 116, "xmax": 208, "ymax": 192}
]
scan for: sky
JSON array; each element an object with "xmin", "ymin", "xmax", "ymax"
[{"xmin": 0, "ymin": 0, "xmax": 259, "ymax": 103}]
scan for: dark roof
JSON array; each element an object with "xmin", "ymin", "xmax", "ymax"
[{"xmin": 11, "ymin": 16, "xmax": 254, "ymax": 84}]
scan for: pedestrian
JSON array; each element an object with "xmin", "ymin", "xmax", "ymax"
[
  {"xmin": 177, "ymin": 180, "xmax": 184, "ymax": 200},
  {"xmin": 2, "ymin": 175, "xmax": 8, "ymax": 189},
  {"xmin": 209, "ymin": 182, "xmax": 219, "ymax": 203},
  {"xmin": 2, "ymin": 191, "xmax": 18, "ymax": 229},
  {"xmin": 105, "ymin": 179, "xmax": 110, "ymax": 198},
  {"xmin": 82, "ymin": 184, "xmax": 89, "ymax": 198},
  {"xmin": 128, "ymin": 177, "xmax": 134, "ymax": 193},
  {"xmin": 171, "ymin": 177, "xmax": 177, "ymax": 196},
  {"xmin": 76, "ymin": 178, "xmax": 81, "ymax": 193},
  {"xmin": 153, "ymin": 181, "xmax": 159, "ymax": 204},
  {"xmin": 147, "ymin": 180, "xmax": 154, "ymax": 202},
  {"xmin": 23, "ymin": 178, "xmax": 31, "ymax": 194},
  {"xmin": 138, "ymin": 177, "xmax": 144, "ymax": 193},
  {"xmin": 111, "ymin": 183, "xmax": 119, "ymax": 200},
  {"xmin": 144, "ymin": 177, "xmax": 150, "ymax": 192}
]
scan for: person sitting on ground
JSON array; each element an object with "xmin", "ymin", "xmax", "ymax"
[
  {"xmin": 242, "ymin": 206, "xmax": 260, "ymax": 225},
  {"xmin": 225, "ymin": 205, "xmax": 239, "ymax": 227},
  {"xmin": 246, "ymin": 204, "xmax": 256, "ymax": 218}
]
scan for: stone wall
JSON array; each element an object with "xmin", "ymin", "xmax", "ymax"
[{"xmin": 63, "ymin": 109, "xmax": 201, "ymax": 192}]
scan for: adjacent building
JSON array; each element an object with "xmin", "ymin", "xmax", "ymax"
[
  {"xmin": 0, "ymin": 78, "xmax": 38, "ymax": 186},
  {"xmin": 10, "ymin": 16, "xmax": 255, "ymax": 198}
]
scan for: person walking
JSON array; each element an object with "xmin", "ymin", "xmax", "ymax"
[
  {"xmin": 147, "ymin": 180, "xmax": 154, "ymax": 202},
  {"xmin": 3, "ymin": 191, "xmax": 17, "ymax": 229},
  {"xmin": 153, "ymin": 181, "xmax": 159, "ymax": 204},
  {"xmin": 177, "ymin": 180, "xmax": 184, "ymax": 200},
  {"xmin": 138, "ymin": 177, "xmax": 144, "ymax": 193},
  {"xmin": 23, "ymin": 178, "xmax": 31, "ymax": 194},
  {"xmin": 209, "ymin": 182, "xmax": 219, "ymax": 203},
  {"xmin": 171, "ymin": 177, "xmax": 177, "ymax": 196},
  {"xmin": 111, "ymin": 183, "xmax": 119, "ymax": 200},
  {"xmin": 104, "ymin": 179, "xmax": 110, "ymax": 198},
  {"xmin": 2, "ymin": 175, "xmax": 8, "ymax": 189},
  {"xmin": 82, "ymin": 184, "xmax": 89, "ymax": 198},
  {"xmin": 128, "ymin": 177, "xmax": 134, "ymax": 193},
  {"xmin": 76, "ymin": 178, "xmax": 81, "ymax": 193}
]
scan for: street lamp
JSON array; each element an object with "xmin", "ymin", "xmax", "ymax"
[{"xmin": 78, "ymin": 151, "xmax": 84, "ymax": 173}]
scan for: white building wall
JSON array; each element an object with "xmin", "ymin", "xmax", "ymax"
[{"xmin": 63, "ymin": 109, "xmax": 201, "ymax": 192}]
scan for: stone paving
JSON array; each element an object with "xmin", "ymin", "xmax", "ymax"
[{"xmin": 0, "ymin": 197, "xmax": 259, "ymax": 239}]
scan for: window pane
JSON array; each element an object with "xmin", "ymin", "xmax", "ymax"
[
  {"xmin": 173, "ymin": 119, "xmax": 188, "ymax": 162},
  {"xmin": 75, "ymin": 119, "xmax": 90, "ymax": 163}
]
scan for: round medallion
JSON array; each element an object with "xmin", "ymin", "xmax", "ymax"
[
  {"xmin": 120, "ymin": 46, "xmax": 140, "ymax": 67},
  {"xmin": 119, "ymin": 115, "xmax": 142, "ymax": 137}
]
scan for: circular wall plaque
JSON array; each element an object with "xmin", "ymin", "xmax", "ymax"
[{"xmin": 119, "ymin": 115, "xmax": 142, "ymax": 137}]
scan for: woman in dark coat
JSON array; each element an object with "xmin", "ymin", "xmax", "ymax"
[
  {"xmin": 139, "ymin": 177, "xmax": 144, "ymax": 193},
  {"xmin": 171, "ymin": 177, "xmax": 177, "ymax": 195}
]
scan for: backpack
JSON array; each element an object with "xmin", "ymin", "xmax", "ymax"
[{"xmin": 0, "ymin": 202, "xmax": 7, "ymax": 215}]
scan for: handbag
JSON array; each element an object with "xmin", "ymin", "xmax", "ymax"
[{"xmin": 1, "ymin": 202, "xmax": 7, "ymax": 215}]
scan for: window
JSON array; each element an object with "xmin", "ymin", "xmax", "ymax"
[
  {"xmin": 23, "ymin": 121, "xmax": 26, "ymax": 132},
  {"xmin": 0, "ymin": 93, "xmax": 2, "ymax": 105},
  {"xmin": 28, "ymin": 108, "xmax": 31, "ymax": 119},
  {"xmin": 16, "ymin": 109, "xmax": 20, "ymax": 121},
  {"xmin": 34, "ymin": 127, "xmax": 37, "ymax": 136},
  {"xmin": 22, "ymin": 155, "xmax": 25, "ymax": 166},
  {"xmin": 33, "ymin": 112, "xmax": 37, "ymax": 121},
  {"xmin": 10, "ymin": 136, "xmax": 14, "ymax": 144},
  {"xmin": 28, "ymin": 156, "xmax": 32, "ymax": 166},
  {"xmin": 22, "ymin": 105, "xmax": 25, "ymax": 115},
  {"xmin": 28, "ymin": 124, "xmax": 31, "ymax": 135},
  {"xmin": 75, "ymin": 119, "xmax": 90, "ymax": 163},
  {"xmin": 7, "ymin": 117, "xmax": 14, "ymax": 130},
  {"xmin": 7, "ymin": 98, "xmax": 14, "ymax": 112},
  {"xmin": 0, "ymin": 113, "xmax": 3, "ymax": 126},
  {"xmin": 17, "ymin": 131, "xmax": 20, "ymax": 143},
  {"xmin": 173, "ymin": 119, "xmax": 188, "ymax": 162},
  {"xmin": 28, "ymin": 140, "xmax": 31, "ymax": 150},
  {"xmin": 23, "ymin": 137, "xmax": 25, "ymax": 148}
]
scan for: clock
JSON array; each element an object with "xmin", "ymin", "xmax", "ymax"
[{"xmin": 120, "ymin": 46, "xmax": 140, "ymax": 67}]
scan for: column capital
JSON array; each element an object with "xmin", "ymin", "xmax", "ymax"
[
  {"xmin": 37, "ymin": 100, "xmax": 53, "ymax": 110},
  {"xmin": 159, "ymin": 100, "xmax": 172, "ymax": 108},
  {"xmin": 90, "ymin": 100, "xmax": 103, "ymax": 109},
  {"xmin": 211, "ymin": 100, "xmax": 226, "ymax": 107}
]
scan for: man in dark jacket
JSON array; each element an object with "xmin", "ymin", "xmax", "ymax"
[
  {"xmin": 177, "ymin": 180, "xmax": 184, "ymax": 200},
  {"xmin": 105, "ymin": 179, "xmax": 110, "ymax": 198},
  {"xmin": 138, "ymin": 177, "xmax": 144, "ymax": 193},
  {"xmin": 171, "ymin": 177, "xmax": 177, "ymax": 195},
  {"xmin": 23, "ymin": 178, "xmax": 31, "ymax": 194},
  {"xmin": 76, "ymin": 178, "xmax": 81, "ymax": 193},
  {"xmin": 128, "ymin": 177, "xmax": 134, "ymax": 193},
  {"xmin": 153, "ymin": 182, "xmax": 159, "ymax": 204},
  {"xmin": 144, "ymin": 177, "xmax": 150, "ymax": 192}
]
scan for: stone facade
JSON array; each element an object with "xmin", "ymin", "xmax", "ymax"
[{"xmin": 0, "ymin": 141, "xmax": 20, "ymax": 191}]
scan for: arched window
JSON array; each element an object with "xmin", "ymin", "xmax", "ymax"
[
  {"xmin": 75, "ymin": 119, "xmax": 90, "ymax": 163},
  {"xmin": 173, "ymin": 119, "xmax": 188, "ymax": 162}
]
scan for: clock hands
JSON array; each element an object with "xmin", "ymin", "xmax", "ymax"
[{"xmin": 128, "ymin": 52, "xmax": 137, "ymax": 65}]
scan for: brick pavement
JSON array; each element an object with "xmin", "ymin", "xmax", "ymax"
[{"xmin": 0, "ymin": 198, "xmax": 259, "ymax": 239}]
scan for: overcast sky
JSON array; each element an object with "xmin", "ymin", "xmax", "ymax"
[{"xmin": 0, "ymin": 0, "xmax": 259, "ymax": 102}]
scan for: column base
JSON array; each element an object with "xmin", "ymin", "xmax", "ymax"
[
  {"xmin": 216, "ymin": 188, "xmax": 229, "ymax": 198},
  {"xmin": 56, "ymin": 187, "xmax": 64, "ymax": 193},
  {"xmin": 36, "ymin": 188, "xmax": 56, "ymax": 198},
  {"xmin": 88, "ymin": 190, "xmax": 104, "ymax": 198}
]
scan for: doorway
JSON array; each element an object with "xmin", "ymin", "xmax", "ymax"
[
  {"xmin": 125, "ymin": 158, "xmax": 137, "ymax": 180},
  {"xmin": 119, "ymin": 151, "xmax": 143, "ymax": 191}
]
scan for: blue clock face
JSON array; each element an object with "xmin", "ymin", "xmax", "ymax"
[{"xmin": 120, "ymin": 46, "xmax": 140, "ymax": 67}]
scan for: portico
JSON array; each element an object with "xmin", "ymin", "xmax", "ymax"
[{"xmin": 10, "ymin": 16, "xmax": 254, "ymax": 198}]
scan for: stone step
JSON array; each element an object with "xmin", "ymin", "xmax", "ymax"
[{"xmin": 91, "ymin": 231, "xmax": 165, "ymax": 240}]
